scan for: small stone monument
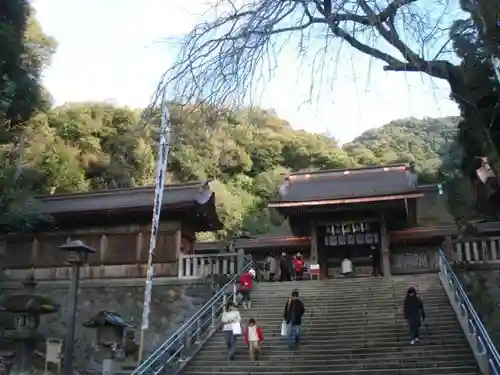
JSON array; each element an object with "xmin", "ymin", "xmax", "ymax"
[{"xmin": 83, "ymin": 311, "xmax": 135, "ymax": 374}]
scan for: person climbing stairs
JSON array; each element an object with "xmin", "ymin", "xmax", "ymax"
[{"xmin": 182, "ymin": 274, "xmax": 481, "ymax": 374}]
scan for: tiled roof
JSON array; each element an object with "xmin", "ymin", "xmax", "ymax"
[
  {"xmin": 272, "ymin": 165, "xmax": 418, "ymax": 203},
  {"xmin": 38, "ymin": 181, "xmax": 215, "ymax": 214}
]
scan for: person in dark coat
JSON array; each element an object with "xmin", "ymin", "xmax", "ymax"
[
  {"xmin": 283, "ymin": 290, "xmax": 305, "ymax": 349},
  {"xmin": 370, "ymin": 245, "xmax": 382, "ymax": 276},
  {"xmin": 404, "ymin": 287, "xmax": 426, "ymax": 344},
  {"xmin": 279, "ymin": 253, "xmax": 292, "ymax": 281}
]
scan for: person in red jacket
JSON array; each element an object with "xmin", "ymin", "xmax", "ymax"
[
  {"xmin": 238, "ymin": 268, "xmax": 255, "ymax": 308},
  {"xmin": 293, "ymin": 253, "xmax": 305, "ymax": 280},
  {"xmin": 244, "ymin": 318, "xmax": 263, "ymax": 360}
]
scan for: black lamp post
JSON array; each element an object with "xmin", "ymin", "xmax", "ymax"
[{"xmin": 58, "ymin": 240, "xmax": 96, "ymax": 375}]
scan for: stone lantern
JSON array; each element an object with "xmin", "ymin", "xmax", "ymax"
[
  {"xmin": 58, "ymin": 240, "xmax": 96, "ymax": 375},
  {"xmin": 83, "ymin": 311, "xmax": 135, "ymax": 375},
  {"xmin": 0, "ymin": 274, "xmax": 59, "ymax": 372},
  {"xmin": 59, "ymin": 240, "xmax": 96, "ymax": 265},
  {"xmin": 1, "ymin": 275, "xmax": 58, "ymax": 340}
]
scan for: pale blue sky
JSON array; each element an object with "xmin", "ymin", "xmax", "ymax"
[{"xmin": 33, "ymin": 0, "xmax": 460, "ymax": 144}]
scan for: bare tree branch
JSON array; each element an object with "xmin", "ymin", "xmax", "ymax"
[{"xmin": 153, "ymin": 0, "xmax": 462, "ymax": 109}]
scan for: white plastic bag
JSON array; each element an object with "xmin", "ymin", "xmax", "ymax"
[
  {"xmin": 281, "ymin": 321, "xmax": 288, "ymax": 336},
  {"xmin": 232, "ymin": 323, "xmax": 242, "ymax": 335}
]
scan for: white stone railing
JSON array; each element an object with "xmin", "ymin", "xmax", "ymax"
[
  {"xmin": 178, "ymin": 250, "xmax": 247, "ymax": 279},
  {"xmin": 453, "ymin": 236, "xmax": 500, "ymax": 263}
]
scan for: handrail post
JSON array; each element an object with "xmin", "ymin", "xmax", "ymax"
[
  {"xmin": 211, "ymin": 303, "xmax": 217, "ymax": 328},
  {"xmin": 195, "ymin": 316, "xmax": 202, "ymax": 343},
  {"xmin": 184, "ymin": 328, "xmax": 191, "ymax": 352}
]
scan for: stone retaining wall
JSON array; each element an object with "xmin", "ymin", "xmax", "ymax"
[{"xmin": 1, "ymin": 278, "xmax": 212, "ymax": 373}]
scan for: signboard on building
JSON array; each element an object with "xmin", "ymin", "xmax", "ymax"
[{"xmin": 323, "ymin": 221, "xmax": 379, "ymax": 247}]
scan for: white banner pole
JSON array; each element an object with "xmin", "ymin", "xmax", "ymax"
[{"xmin": 138, "ymin": 87, "xmax": 171, "ymax": 363}]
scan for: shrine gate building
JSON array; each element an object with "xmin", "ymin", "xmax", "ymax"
[{"xmin": 268, "ymin": 164, "xmax": 430, "ymax": 278}]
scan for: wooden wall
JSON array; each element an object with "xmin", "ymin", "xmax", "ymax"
[{"xmin": 2, "ymin": 222, "xmax": 182, "ymax": 280}]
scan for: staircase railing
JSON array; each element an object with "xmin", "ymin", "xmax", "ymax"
[
  {"xmin": 130, "ymin": 256, "xmax": 253, "ymax": 375},
  {"xmin": 438, "ymin": 248, "xmax": 500, "ymax": 375}
]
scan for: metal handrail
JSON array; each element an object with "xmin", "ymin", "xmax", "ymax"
[
  {"xmin": 131, "ymin": 256, "xmax": 253, "ymax": 375},
  {"xmin": 438, "ymin": 248, "xmax": 500, "ymax": 375}
]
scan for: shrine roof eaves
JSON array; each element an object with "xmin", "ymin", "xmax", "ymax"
[
  {"xmin": 195, "ymin": 236, "xmax": 311, "ymax": 251},
  {"xmin": 390, "ymin": 222, "xmax": 500, "ymax": 241},
  {"xmin": 269, "ymin": 164, "xmax": 420, "ymax": 207},
  {"xmin": 37, "ymin": 181, "xmax": 215, "ymax": 215},
  {"xmin": 286, "ymin": 164, "xmax": 410, "ymax": 178}
]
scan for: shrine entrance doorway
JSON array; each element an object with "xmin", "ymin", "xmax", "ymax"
[{"xmin": 317, "ymin": 220, "xmax": 381, "ymax": 277}]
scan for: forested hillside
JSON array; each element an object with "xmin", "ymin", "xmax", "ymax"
[
  {"xmin": 0, "ymin": 3, "xmax": 463, "ymax": 240},
  {"xmin": 345, "ymin": 117, "xmax": 459, "ymax": 181},
  {"xmin": 4, "ymin": 102, "xmax": 459, "ymax": 239}
]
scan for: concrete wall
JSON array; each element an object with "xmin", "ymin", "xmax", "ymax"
[{"xmin": 0, "ymin": 278, "xmax": 212, "ymax": 373}]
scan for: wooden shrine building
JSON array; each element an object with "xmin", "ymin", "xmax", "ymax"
[{"xmin": 2, "ymin": 181, "xmax": 222, "ymax": 280}]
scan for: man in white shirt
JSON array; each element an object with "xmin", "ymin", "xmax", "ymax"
[{"xmin": 341, "ymin": 258, "xmax": 353, "ymax": 277}]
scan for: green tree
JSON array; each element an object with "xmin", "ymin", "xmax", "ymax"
[{"xmin": 0, "ymin": 4, "xmax": 57, "ymax": 235}]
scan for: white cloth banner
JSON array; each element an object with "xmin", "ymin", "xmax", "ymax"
[{"xmin": 140, "ymin": 91, "xmax": 171, "ymax": 331}]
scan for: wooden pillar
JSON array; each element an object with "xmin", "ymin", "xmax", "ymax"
[
  {"xmin": 136, "ymin": 232, "xmax": 144, "ymax": 261},
  {"xmin": 175, "ymin": 229, "xmax": 183, "ymax": 278},
  {"xmin": 310, "ymin": 221, "xmax": 318, "ymax": 263},
  {"xmin": 100, "ymin": 235, "xmax": 108, "ymax": 264},
  {"xmin": 31, "ymin": 238, "xmax": 39, "ymax": 266},
  {"xmin": 380, "ymin": 218, "xmax": 391, "ymax": 278},
  {"xmin": 443, "ymin": 235, "xmax": 453, "ymax": 259}
]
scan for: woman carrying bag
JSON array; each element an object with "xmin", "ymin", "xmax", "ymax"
[{"xmin": 221, "ymin": 301, "xmax": 242, "ymax": 360}]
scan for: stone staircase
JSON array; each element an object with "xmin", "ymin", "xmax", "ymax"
[{"xmin": 182, "ymin": 274, "xmax": 481, "ymax": 374}]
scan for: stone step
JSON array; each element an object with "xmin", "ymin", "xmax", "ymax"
[
  {"xmin": 183, "ymin": 366, "xmax": 480, "ymax": 374},
  {"xmin": 236, "ymin": 303, "xmax": 453, "ymax": 311},
  {"xmin": 235, "ymin": 321, "xmax": 456, "ymax": 330},
  {"xmin": 209, "ymin": 321, "xmax": 462, "ymax": 333},
  {"xmin": 231, "ymin": 310, "xmax": 457, "ymax": 322},
  {"xmin": 248, "ymin": 296, "xmax": 436, "ymax": 303},
  {"xmin": 248, "ymin": 294, "xmax": 448, "ymax": 302},
  {"xmin": 248, "ymin": 293, "xmax": 446, "ymax": 301},
  {"xmin": 238, "ymin": 304, "xmax": 453, "ymax": 314},
  {"xmin": 250, "ymin": 279, "xmax": 442, "ymax": 290},
  {"xmin": 252, "ymin": 286, "xmax": 442, "ymax": 298},
  {"xmin": 254, "ymin": 274, "xmax": 440, "ymax": 284},
  {"xmin": 252, "ymin": 279, "xmax": 441, "ymax": 287},
  {"xmin": 249, "ymin": 287, "xmax": 442, "ymax": 295},
  {"xmin": 194, "ymin": 346, "xmax": 474, "ymax": 361},
  {"xmin": 215, "ymin": 320, "xmax": 458, "ymax": 331},
  {"xmin": 214, "ymin": 319, "xmax": 457, "ymax": 328},
  {"xmin": 187, "ymin": 357, "xmax": 479, "ymax": 371},
  {"xmin": 203, "ymin": 333, "xmax": 468, "ymax": 348},
  {"xmin": 206, "ymin": 328, "xmax": 464, "ymax": 342},
  {"xmin": 238, "ymin": 312, "xmax": 454, "ymax": 319},
  {"xmin": 251, "ymin": 328, "xmax": 460, "ymax": 337},
  {"xmin": 195, "ymin": 342, "xmax": 473, "ymax": 359}
]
